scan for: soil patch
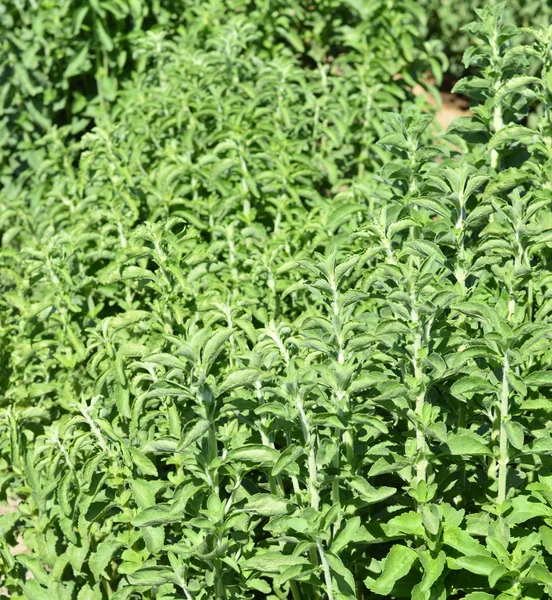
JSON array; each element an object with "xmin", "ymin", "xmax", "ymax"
[{"xmin": 412, "ymin": 80, "xmax": 472, "ymax": 130}]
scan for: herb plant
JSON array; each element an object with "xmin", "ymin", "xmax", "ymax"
[{"xmin": 2, "ymin": 3, "xmax": 552, "ymax": 600}]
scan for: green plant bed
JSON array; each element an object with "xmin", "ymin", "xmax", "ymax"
[{"xmin": 2, "ymin": 2, "xmax": 552, "ymax": 599}]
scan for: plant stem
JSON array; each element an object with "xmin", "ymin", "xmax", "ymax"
[
  {"xmin": 208, "ymin": 424, "xmax": 219, "ymax": 494},
  {"xmin": 296, "ymin": 393, "xmax": 321, "ymax": 600},
  {"xmin": 411, "ymin": 297, "xmax": 427, "ymax": 485},
  {"xmin": 455, "ymin": 191, "xmax": 467, "ymax": 294},
  {"xmin": 490, "ymin": 20, "xmax": 504, "ymax": 170},
  {"xmin": 297, "ymin": 396, "xmax": 319, "ymax": 510},
  {"xmin": 290, "ymin": 581, "xmax": 301, "ymax": 600},
  {"xmin": 309, "ymin": 546, "xmax": 321, "ymax": 600},
  {"xmin": 258, "ymin": 387, "xmax": 285, "ymax": 496},
  {"xmin": 181, "ymin": 582, "xmax": 194, "ymax": 600},
  {"xmin": 490, "ymin": 102, "xmax": 503, "ymax": 170},
  {"xmin": 331, "ymin": 431, "xmax": 340, "ymax": 516},
  {"xmin": 317, "ymin": 540, "xmax": 335, "ymax": 600},
  {"xmin": 215, "ymin": 571, "xmax": 225, "ymax": 598},
  {"xmin": 497, "ymin": 352, "xmax": 510, "ymax": 505}
]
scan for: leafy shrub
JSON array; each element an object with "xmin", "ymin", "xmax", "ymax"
[
  {"xmin": 0, "ymin": 0, "xmax": 436, "ymax": 183},
  {"xmin": 2, "ymin": 2, "xmax": 552, "ymax": 600},
  {"xmin": 421, "ymin": 0, "xmax": 552, "ymax": 78}
]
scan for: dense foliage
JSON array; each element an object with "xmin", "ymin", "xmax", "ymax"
[{"xmin": 2, "ymin": 2, "xmax": 552, "ymax": 599}]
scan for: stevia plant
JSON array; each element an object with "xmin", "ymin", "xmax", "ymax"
[
  {"xmin": 0, "ymin": 5, "xmax": 434, "ymax": 596},
  {"xmin": 0, "ymin": 0, "xmax": 435, "ymax": 190},
  {"xmin": 3, "ymin": 2, "xmax": 552, "ymax": 600},
  {"xmin": 356, "ymin": 6, "xmax": 552, "ymax": 599},
  {"xmin": 419, "ymin": 0, "xmax": 552, "ymax": 78}
]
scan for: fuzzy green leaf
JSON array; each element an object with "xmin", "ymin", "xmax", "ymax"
[{"xmin": 368, "ymin": 545, "xmax": 418, "ymax": 596}]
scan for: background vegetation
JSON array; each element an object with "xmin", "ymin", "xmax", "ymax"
[{"xmin": 2, "ymin": 1, "xmax": 552, "ymax": 599}]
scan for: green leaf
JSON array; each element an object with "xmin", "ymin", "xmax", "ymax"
[
  {"xmin": 540, "ymin": 526, "xmax": 552, "ymax": 554},
  {"xmin": 325, "ymin": 552, "xmax": 356, "ymax": 593},
  {"xmin": 276, "ymin": 563, "xmax": 315, "ymax": 586},
  {"xmin": 16, "ymin": 555, "xmax": 50, "ymax": 586},
  {"xmin": 420, "ymin": 550, "xmax": 446, "ymax": 592},
  {"xmin": 242, "ymin": 552, "xmax": 310, "ymax": 573},
  {"xmin": 488, "ymin": 124, "xmax": 539, "ymax": 150},
  {"xmin": 133, "ymin": 505, "xmax": 181, "ymax": 527},
  {"xmin": 451, "ymin": 376, "xmax": 495, "ymax": 396},
  {"xmin": 21, "ymin": 581, "xmax": 52, "ymax": 600},
  {"xmin": 496, "ymin": 76, "xmax": 542, "ymax": 102},
  {"xmin": 276, "ymin": 26, "xmax": 305, "ymax": 53},
  {"xmin": 504, "ymin": 421, "xmax": 524, "ymax": 450},
  {"xmin": 522, "ymin": 399, "xmax": 552, "ymax": 411},
  {"xmin": 368, "ymin": 545, "xmax": 418, "ymax": 596},
  {"xmin": 348, "ymin": 477, "xmax": 396, "ymax": 504},
  {"xmin": 529, "ymin": 564, "xmax": 552, "ymax": 586},
  {"xmin": 420, "ymin": 504, "xmax": 440, "ymax": 536},
  {"xmin": 506, "ymin": 496, "xmax": 552, "ymax": 525},
  {"xmin": 143, "ymin": 525, "xmax": 165, "ymax": 554},
  {"xmin": 525, "ymin": 371, "xmax": 552, "ymax": 387},
  {"xmin": 386, "ymin": 511, "xmax": 425, "ymax": 537},
  {"xmin": 177, "ymin": 419, "xmax": 210, "ymax": 451},
  {"xmin": 201, "ymin": 328, "xmax": 235, "ymax": 375},
  {"xmin": 483, "ymin": 168, "xmax": 532, "ymax": 198},
  {"xmin": 448, "ymin": 555, "xmax": 498, "ymax": 576},
  {"xmin": 272, "ymin": 444, "xmax": 304, "ymax": 476},
  {"xmin": 144, "ymin": 353, "xmax": 187, "ymax": 370},
  {"xmin": 247, "ymin": 578, "xmax": 272, "ymax": 593},
  {"xmin": 89, "ymin": 541, "xmax": 122, "ymax": 580},
  {"xmin": 111, "ymin": 310, "xmax": 151, "ymax": 331},
  {"xmin": 129, "ymin": 447, "xmax": 158, "ymax": 476},
  {"xmin": 326, "ymin": 204, "xmax": 364, "ymax": 232},
  {"xmin": 531, "ymin": 437, "xmax": 552, "ymax": 454},
  {"xmin": 95, "ymin": 20, "xmax": 114, "ymax": 52},
  {"xmin": 452, "ymin": 76, "xmax": 490, "ymax": 98},
  {"xmin": 77, "ymin": 584, "xmax": 103, "ymax": 600},
  {"xmin": 127, "ymin": 567, "xmax": 178, "ymax": 586},
  {"xmin": 331, "ymin": 517, "xmax": 361, "ymax": 554},
  {"xmin": 229, "ymin": 445, "xmax": 279, "ymax": 465},
  {"xmin": 445, "ymin": 433, "xmax": 492, "ymax": 456},
  {"xmin": 217, "ymin": 369, "xmax": 261, "ymax": 396},
  {"xmin": 488, "ymin": 564, "xmax": 508, "ymax": 588},
  {"xmin": 349, "ymin": 373, "xmax": 388, "ymax": 392},
  {"xmin": 242, "ymin": 494, "xmax": 291, "ymax": 517},
  {"xmin": 142, "ymin": 438, "xmax": 179, "ymax": 453},
  {"xmin": 64, "ymin": 45, "xmax": 90, "ymax": 79}
]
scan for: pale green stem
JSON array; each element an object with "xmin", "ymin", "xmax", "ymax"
[
  {"xmin": 79, "ymin": 404, "xmax": 110, "ymax": 455},
  {"xmin": 257, "ymin": 382, "xmax": 285, "ymax": 496},
  {"xmin": 290, "ymin": 581, "xmax": 301, "ymax": 600},
  {"xmin": 180, "ymin": 582, "xmax": 194, "ymax": 600},
  {"xmin": 490, "ymin": 103, "xmax": 504, "ymax": 170},
  {"xmin": 208, "ymin": 425, "xmax": 219, "ymax": 494},
  {"xmin": 296, "ymin": 397, "xmax": 319, "ymax": 510},
  {"xmin": 455, "ymin": 192, "xmax": 467, "ymax": 294},
  {"xmin": 309, "ymin": 547, "xmax": 321, "ymax": 600},
  {"xmin": 490, "ymin": 26, "xmax": 504, "ymax": 170},
  {"xmin": 331, "ymin": 430, "xmax": 341, "ymax": 532},
  {"xmin": 497, "ymin": 352, "xmax": 510, "ymax": 506},
  {"xmin": 215, "ymin": 560, "xmax": 225, "ymax": 599},
  {"xmin": 291, "ymin": 475, "xmax": 302, "ymax": 501},
  {"xmin": 489, "ymin": 407, "xmax": 499, "ymax": 482},
  {"xmin": 297, "ymin": 395, "xmax": 321, "ymax": 600},
  {"xmin": 411, "ymin": 299, "xmax": 427, "ymax": 485},
  {"xmin": 317, "ymin": 540, "xmax": 335, "ymax": 600}
]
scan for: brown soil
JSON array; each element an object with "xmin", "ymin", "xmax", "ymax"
[{"xmin": 412, "ymin": 81, "xmax": 472, "ymax": 130}]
